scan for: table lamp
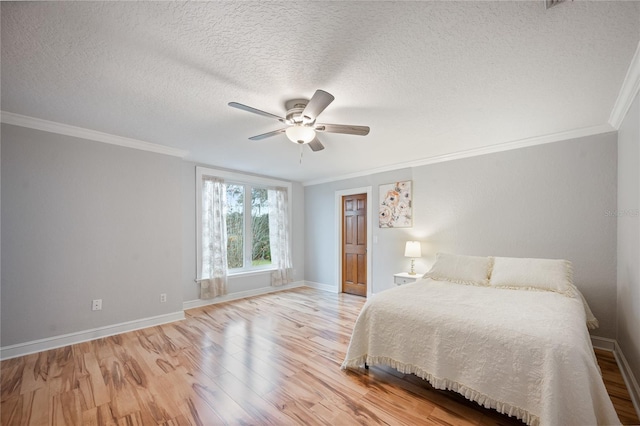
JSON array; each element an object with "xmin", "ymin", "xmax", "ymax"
[{"xmin": 404, "ymin": 241, "xmax": 422, "ymax": 275}]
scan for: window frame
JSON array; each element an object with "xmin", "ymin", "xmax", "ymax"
[
  {"xmin": 225, "ymin": 181, "xmax": 273, "ymax": 272},
  {"xmin": 196, "ymin": 166, "xmax": 292, "ymax": 278}
]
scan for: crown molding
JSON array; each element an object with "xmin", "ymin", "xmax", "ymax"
[
  {"xmin": 303, "ymin": 124, "xmax": 615, "ymax": 186},
  {"xmin": 304, "ymin": 39, "xmax": 638, "ymax": 187},
  {"xmin": 0, "ymin": 111, "xmax": 189, "ymax": 158},
  {"xmin": 609, "ymin": 40, "xmax": 640, "ymax": 129}
]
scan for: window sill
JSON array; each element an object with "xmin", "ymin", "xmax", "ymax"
[{"xmin": 227, "ymin": 268, "xmax": 276, "ymax": 278}]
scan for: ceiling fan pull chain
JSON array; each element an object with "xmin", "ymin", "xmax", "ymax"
[{"xmin": 299, "ymin": 145, "xmax": 304, "ymax": 164}]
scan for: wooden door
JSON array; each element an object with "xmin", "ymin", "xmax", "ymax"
[{"xmin": 342, "ymin": 193, "xmax": 367, "ymax": 296}]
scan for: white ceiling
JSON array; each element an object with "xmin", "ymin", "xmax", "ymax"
[{"xmin": 2, "ymin": 1, "xmax": 639, "ymax": 184}]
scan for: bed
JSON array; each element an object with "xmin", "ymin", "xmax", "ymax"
[{"xmin": 341, "ymin": 253, "xmax": 621, "ymax": 426}]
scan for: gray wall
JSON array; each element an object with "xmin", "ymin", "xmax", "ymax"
[
  {"xmin": 305, "ymin": 132, "xmax": 618, "ymax": 338},
  {"xmin": 617, "ymin": 92, "xmax": 640, "ymax": 383},
  {"xmin": 305, "ymin": 169, "xmax": 412, "ymax": 294},
  {"xmin": 181, "ymin": 162, "xmax": 305, "ymax": 303},
  {"xmin": 0, "ymin": 118, "xmax": 624, "ymax": 349},
  {"xmin": 1, "ymin": 124, "xmax": 183, "ymax": 346},
  {"xmin": 1, "ymin": 123, "xmax": 306, "ymax": 349}
]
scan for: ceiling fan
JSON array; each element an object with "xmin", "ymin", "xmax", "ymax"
[{"xmin": 228, "ymin": 90, "xmax": 370, "ymax": 152}]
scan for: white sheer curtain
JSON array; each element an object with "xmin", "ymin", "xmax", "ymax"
[
  {"xmin": 201, "ymin": 176, "xmax": 228, "ymax": 299},
  {"xmin": 268, "ymin": 187, "xmax": 293, "ymax": 287}
]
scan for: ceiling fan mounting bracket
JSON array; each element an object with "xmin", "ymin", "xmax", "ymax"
[
  {"xmin": 284, "ymin": 98, "xmax": 308, "ymax": 110},
  {"xmin": 284, "ymin": 99, "xmax": 313, "ymax": 125}
]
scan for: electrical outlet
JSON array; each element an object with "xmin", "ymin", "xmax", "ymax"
[
  {"xmin": 92, "ymin": 299, "xmax": 102, "ymax": 311},
  {"xmin": 160, "ymin": 293, "xmax": 167, "ymax": 303}
]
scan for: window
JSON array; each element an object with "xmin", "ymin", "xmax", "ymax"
[
  {"xmin": 225, "ymin": 184, "xmax": 244, "ymax": 269},
  {"xmin": 224, "ymin": 183, "xmax": 272, "ymax": 270},
  {"xmin": 196, "ymin": 167, "xmax": 291, "ymax": 278},
  {"xmin": 250, "ymin": 187, "xmax": 271, "ymax": 267}
]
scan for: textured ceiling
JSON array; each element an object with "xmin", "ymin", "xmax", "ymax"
[{"xmin": 2, "ymin": 1, "xmax": 639, "ymax": 183}]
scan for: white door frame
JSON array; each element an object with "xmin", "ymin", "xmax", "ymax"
[{"xmin": 335, "ymin": 186, "xmax": 373, "ymax": 297}]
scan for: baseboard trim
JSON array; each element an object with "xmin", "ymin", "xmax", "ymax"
[
  {"xmin": 591, "ymin": 336, "xmax": 640, "ymax": 419},
  {"xmin": 614, "ymin": 341, "xmax": 640, "ymax": 419},
  {"xmin": 7, "ymin": 289, "xmax": 634, "ymax": 421},
  {"xmin": 304, "ymin": 280, "xmax": 338, "ymax": 293},
  {"xmin": 182, "ymin": 281, "xmax": 306, "ymax": 310},
  {"xmin": 591, "ymin": 335, "xmax": 616, "ymax": 351},
  {"xmin": 1, "ymin": 283, "xmax": 308, "ymax": 361},
  {"xmin": 0, "ymin": 311, "xmax": 185, "ymax": 361}
]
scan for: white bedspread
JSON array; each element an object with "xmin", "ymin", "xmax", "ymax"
[{"xmin": 341, "ymin": 279, "xmax": 620, "ymax": 426}]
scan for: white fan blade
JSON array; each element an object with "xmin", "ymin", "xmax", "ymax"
[
  {"xmin": 302, "ymin": 90, "xmax": 334, "ymax": 123},
  {"xmin": 308, "ymin": 137, "xmax": 325, "ymax": 152},
  {"xmin": 249, "ymin": 128, "xmax": 286, "ymax": 140},
  {"xmin": 229, "ymin": 102, "xmax": 284, "ymax": 122},
  {"xmin": 315, "ymin": 123, "xmax": 370, "ymax": 136}
]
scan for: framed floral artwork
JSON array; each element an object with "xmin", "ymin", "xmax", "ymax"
[{"xmin": 379, "ymin": 180, "xmax": 412, "ymax": 228}]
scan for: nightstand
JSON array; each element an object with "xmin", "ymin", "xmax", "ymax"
[{"xmin": 394, "ymin": 272, "xmax": 422, "ymax": 285}]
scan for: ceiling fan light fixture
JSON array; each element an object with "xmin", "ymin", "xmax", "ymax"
[{"xmin": 285, "ymin": 125, "xmax": 316, "ymax": 144}]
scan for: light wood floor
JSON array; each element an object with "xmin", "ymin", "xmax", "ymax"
[{"xmin": 1, "ymin": 287, "xmax": 638, "ymax": 425}]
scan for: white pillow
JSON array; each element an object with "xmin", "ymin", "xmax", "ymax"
[
  {"xmin": 489, "ymin": 256, "xmax": 574, "ymax": 295},
  {"xmin": 423, "ymin": 253, "xmax": 492, "ymax": 286}
]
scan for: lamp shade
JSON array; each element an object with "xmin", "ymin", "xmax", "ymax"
[
  {"xmin": 285, "ymin": 125, "xmax": 316, "ymax": 144},
  {"xmin": 404, "ymin": 241, "xmax": 422, "ymax": 258}
]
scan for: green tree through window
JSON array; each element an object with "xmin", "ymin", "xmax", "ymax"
[
  {"xmin": 224, "ymin": 184, "xmax": 271, "ymax": 270},
  {"xmin": 251, "ymin": 188, "xmax": 271, "ymax": 266}
]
